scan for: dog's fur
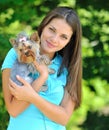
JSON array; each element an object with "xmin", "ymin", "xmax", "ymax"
[{"xmin": 10, "ymin": 31, "xmax": 54, "ymax": 91}]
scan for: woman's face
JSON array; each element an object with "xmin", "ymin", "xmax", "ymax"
[{"xmin": 40, "ymin": 18, "xmax": 73, "ymax": 59}]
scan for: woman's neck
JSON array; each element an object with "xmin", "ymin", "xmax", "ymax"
[{"xmin": 40, "ymin": 49, "xmax": 55, "ymax": 61}]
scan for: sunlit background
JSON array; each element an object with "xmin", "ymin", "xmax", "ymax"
[{"xmin": 0, "ymin": 0, "xmax": 109, "ymax": 130}]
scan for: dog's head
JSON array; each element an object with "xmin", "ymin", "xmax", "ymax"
[{"xmin": 10, "ymin": 31, "xmax": 40, "ymax": 63}]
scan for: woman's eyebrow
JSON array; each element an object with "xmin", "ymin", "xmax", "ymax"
[
  {"xmin": 49, "ymin": 25, "xmax": 56, "ymax": 30},
  {"xmin": 61, "ymin": 34, "xmax": 68, "ymax": 38}
]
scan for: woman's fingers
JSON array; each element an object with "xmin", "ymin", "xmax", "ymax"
[
  {"xmin": 16, "ymin": 75, "xmax": 29, "ymax": 86},
  {"xmin": 8, "ymin": 80, "xmax": 18, "ymax": 98},
  {"xmin": 33, "ymin": 60, "xmax": 48, "ymax": 76},
  {"xmin": 9, "ymin": 84, "xmax": 16, "ymax": 95},
  {"xmin": 9, "ymin": 78, "xmax": 22, "ymax": 99},
  {"xmin": 9, "ymin": 76, "xmax": 35, "ymax": 101},
  {"xmin": 10, "ymin": 75, "xmax": 29, "ymax": 88},
  {"xmin": 9, "ymin": 78, "xmax": 17, "ymax": 87}
]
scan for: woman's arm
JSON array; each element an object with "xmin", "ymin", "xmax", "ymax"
[
  {"xmin": 32, "ymin": 60, "xmax": 48, "ymax": 91},
  {"xmin": 2, "ymin": 69, "xmax": 30, "ymax": 117},
  {"xmin": 2, "ymin": 68, "xmax": 48, "ymax": 117},
  {"xmin": 9, "ymin": 76, "xmax": 75, "ymax": 125},
  {"xmin": 31, "ymin": 88, "xmax": 75, "ymax": 125},
  {"xmin": 1, "ymin": 48, "xmax": 48, "ymax": 117},
  {"xmin": 2, "ymin": 69, "xmax": 29, "ymax": 117}
]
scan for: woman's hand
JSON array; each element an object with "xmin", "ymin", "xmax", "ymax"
[
  {"xmin": 9, "ymin": 75, "xmax": 36, "ymax": 102},
  {"xmin": 33, "ymin": 60, "xmax": 48, "ymax": 78}
]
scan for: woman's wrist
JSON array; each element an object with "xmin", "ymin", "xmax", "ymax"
[
  {"xmin": 33, "ymin": 60, "xmax": 49, "ymax": 77},
  {"xmin": 40, "ymin": 71, "xmax": 48, "ymax": 79},
  {"xmin": 32, "ymin": 73, "xmax": 48, "ymax": 92}
]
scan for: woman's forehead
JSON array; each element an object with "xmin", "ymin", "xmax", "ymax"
[{"xmin": 47, "ymin": 18, "xmax": 73, "ymax": 36}]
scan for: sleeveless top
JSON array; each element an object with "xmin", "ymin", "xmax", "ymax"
[{"xmin": 1, "ymin": 48, "xmax": 68, "ymax": 130}]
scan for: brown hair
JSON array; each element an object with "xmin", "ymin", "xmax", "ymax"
[{"xmin": 38, "ymin": 6, "xmax": 82, "ymax": 109}]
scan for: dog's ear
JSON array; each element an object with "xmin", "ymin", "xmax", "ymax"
[
  {"xmin": 30, "ymin": 32, "xmax": 40, "ymax": 43},
  {"xmin": 9, "ymin": 38, "xmax": 16, "ymax": 46}
]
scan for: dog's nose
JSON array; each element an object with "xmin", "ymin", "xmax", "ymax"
[
  {"xmin": 25, "ymin": 51, "xmax": 29, "ymax": 56},
  {"xmin": 28, "ymin": 46, "xmax": 32, "ymax": 49}
]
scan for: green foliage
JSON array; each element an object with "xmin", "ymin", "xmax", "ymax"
[
  {"xmin": 78, "ymin": 7, "xmax": 109, "ymax": 82},
  {"xmin": 79, "ymin": 111, "xmax": 109, "ymax": 130},
  {"xmin": 0, "ymin": 0, "xmax": 109, "ymax": 130},
  {"xmin": 0, "ymin": 96, "xmax": 9, "ymax": 130}
]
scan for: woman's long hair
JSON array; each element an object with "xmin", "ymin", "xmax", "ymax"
[{"xmin": 38, "ymin": 6, "xmax": 82, "ymax": 109}]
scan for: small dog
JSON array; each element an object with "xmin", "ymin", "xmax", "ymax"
[{"xmin": 10, "ymin": 31, "xmax": 54, "ymax": 91}]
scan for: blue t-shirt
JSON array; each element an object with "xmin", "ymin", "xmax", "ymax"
[{"xmin": 1, "ymin": 48, "xmax": 68, "ymax": 130}]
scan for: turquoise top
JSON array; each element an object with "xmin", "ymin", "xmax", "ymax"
[{"xmin": 1, "ymin": 48, "xmax": 68, "ymax": 130}]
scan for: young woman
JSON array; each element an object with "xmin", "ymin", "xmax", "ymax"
[{"xmin": 2, "ymin": 6, "xmax": 82, "ymax": 130}]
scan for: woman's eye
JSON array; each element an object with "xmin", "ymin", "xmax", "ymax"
[{"xmin": 61, "ymin": 35, "xmax": 68, "ymax": 40}]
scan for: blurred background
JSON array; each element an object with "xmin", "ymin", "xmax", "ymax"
[{"xmin": 0, "ymin": 0, "xmax": 109, "ymax": 130}]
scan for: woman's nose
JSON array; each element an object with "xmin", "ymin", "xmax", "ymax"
[{"xmin": 51, "ymin": 35, "xmax": 59, "ymax": 44}]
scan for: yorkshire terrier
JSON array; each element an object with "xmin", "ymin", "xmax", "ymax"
[{"xmin": 10, "ymin": 31, "xmax": 55, "ymax": 91}]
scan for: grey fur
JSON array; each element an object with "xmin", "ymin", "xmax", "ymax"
[{"xmin": 11, "ymin": 59, "xmax": 35, "ymax": 86}]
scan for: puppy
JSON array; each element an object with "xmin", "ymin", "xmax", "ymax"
[{"xmin": 10, "ymin": 31, "xmax": 54, "ymax": 91}]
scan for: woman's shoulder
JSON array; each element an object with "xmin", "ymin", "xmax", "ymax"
[
  {"xmin": 1, "ymin": 48, "xmax": 17, "ymax": 70},
  {"xmin": 5, "ymin": 48, "xmax": 17, "ymax": 56}
]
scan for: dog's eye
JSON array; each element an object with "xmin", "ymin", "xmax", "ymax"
[
  {"xmin": 22, "ymin": 43, "xmax": 26, "ymax": 47},
  {"xmin": 20, "ymin": 49, "xmax": 22, "ymax": 52}
]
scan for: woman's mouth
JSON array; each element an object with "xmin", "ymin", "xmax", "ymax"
[{"xmin": 46, "ymin": 40, "xmax": 56, "ymax": 48}]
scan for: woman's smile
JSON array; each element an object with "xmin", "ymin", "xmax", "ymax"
[
  {"xmin": 40, "ymin": 18, "xmax": 73, "ymax": 59},
  {"xmin": 46, "ymin": 40, "xmax": 57, "ymax": 48}
]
